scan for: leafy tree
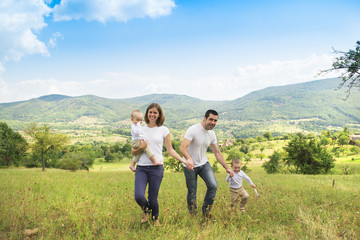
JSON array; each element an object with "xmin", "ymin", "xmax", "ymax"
[
  {"xmin": 25, "ymin": 123, "xmax": 70, "ymax": 171},
  {"xmin": 319, "ymin": 41, "xmax": 360, "ymax": 99},
  {"xmin": 226, "ymin": 148, "xmax": 244, "ymax": 164},
  {"xmin": 256, "ymin": 153, "xmax": 267, "ymax": 161},
  {"xmin": 283, "ymin": 133, "xmax": 335, "ymax": 174},
  {"xmin": 337, "ymin": 134, "xmax": 350, "ymax": 148},
  {"xmin": 263, "ymin": 131, "xmax": 272, "ymax": 141},
  {"xmin": 262, "ymin": 150, "xmax": 282, "ymax": 174},
  {"xmin": 319, "ymin": 136, "xmax": 331, "ymax": 146},
  {"xmin": 239, "ymin": 144, "xmax": 250, "ymax": 154},
  {"xmin": 0, "ymin": 122, "xmax": 28, "ymax": 167}
]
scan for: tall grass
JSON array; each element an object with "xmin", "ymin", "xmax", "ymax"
[{"xmin": 1, "ymin": 166, "xmax": 359, "ymax": 239}]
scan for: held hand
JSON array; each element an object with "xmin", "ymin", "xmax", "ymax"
[
  {"xmin": 185, "ymin": 159, "xmax": 194, "ymax": 170},
  {"xmin": 227, "ymin": 169, "xmax": 234, "ymax": 177},
  {"xmin": 251, "ymin": 184, "xmax": 256, "ymax": 188}
]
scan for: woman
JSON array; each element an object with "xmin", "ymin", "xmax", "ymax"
[{"xmin": 131, "ymin": 103, "xmax": 189, "ymax": 226}]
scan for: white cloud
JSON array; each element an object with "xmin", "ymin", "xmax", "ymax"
[
  {"xmin": 48, "ymin": 32, "xmax": 63, "ymax": 48},
  {"xmin": 0, "ymin": 0, "xmax": 51, "ymax": 63},
  {"xmin": 0, "ymin": 54, "xmax": 343, "ymax": 103},
  {"xmin": 227, "ymin": 54, "xmax": 339, "ymax": 98},
  {"xmin": 52, "ymin": 0, "xmax": 176, "ymax": 23}
]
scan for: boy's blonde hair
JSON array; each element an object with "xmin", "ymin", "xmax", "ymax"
[
  {"xmin": 131, "ymin": 109, "xmax": 143, "ymax": 120},
  {"xmin": 231, "ymin": 158, "xmax": 242, "ymax": 166}
]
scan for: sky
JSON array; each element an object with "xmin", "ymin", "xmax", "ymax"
[{"xmin": 0, "ymin": 0, "xmax": 360, "ymax": 103}]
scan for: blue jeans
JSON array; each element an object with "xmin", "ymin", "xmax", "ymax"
[
  {"xmin": 183, "ymin": 161, "xmax": 218, "ymax": 214},
  {"xmin": 134, "ymin": 165, "xmax": 164, "ymax": 220}
]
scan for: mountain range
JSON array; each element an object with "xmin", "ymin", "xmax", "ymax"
[{"xmin": 0, "ymin": 78, "xmax": 359, "ymax": 133}]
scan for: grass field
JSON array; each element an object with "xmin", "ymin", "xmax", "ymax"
[{"xmin": 1, "ymin": 158, "xmax": 360, "ymax": 240}]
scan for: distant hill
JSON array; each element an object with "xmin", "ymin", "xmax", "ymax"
[
  {"xmin": 0, "ymin": 78, "xmax": 359, "ymax": 133},
  {"xmin": 221, "ymin": 78, "xmax": 360, "ymax": 125}
]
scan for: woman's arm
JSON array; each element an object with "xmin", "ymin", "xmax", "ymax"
[
  {"xmin": 131, "ymin": 140, "xmax": 147, "ymax": 155},
  {"xmin": 164, "ymin": 134, "xmax": 195, "ymax": 170}
]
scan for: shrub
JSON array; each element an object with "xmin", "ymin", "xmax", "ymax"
[{"xmin": 262, "ymin": 150, "xmax": 282, "ymax": 174}]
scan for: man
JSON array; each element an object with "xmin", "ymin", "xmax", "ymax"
[{"xmin": 180, "ymin": 109, "xmax": 234, "ymax": 217}]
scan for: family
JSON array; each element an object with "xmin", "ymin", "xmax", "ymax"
[{"xmin": 129, "ymin": 103, "xmax": 256, "ymax": 226}]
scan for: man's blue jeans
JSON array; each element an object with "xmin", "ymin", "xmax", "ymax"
[{"xmin": 183, "ymin": 161, "xmax": 218, "ymax": 214}]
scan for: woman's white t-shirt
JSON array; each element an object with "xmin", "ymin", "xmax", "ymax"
[{"xmin": 137, "ymin": 125, "xmax": 169, "ymax": 166}]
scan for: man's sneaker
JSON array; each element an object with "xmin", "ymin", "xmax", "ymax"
[
  {"xmin": 141, "ymin": 212, "xmax": 149, "ymax": 223},
  {"xmin": 240, "ymin": 207, "xmax": 245, "ymax": 213},
  {"xmin": 204, "ymin": 212, "xmax": 212, "ymax": 220}
]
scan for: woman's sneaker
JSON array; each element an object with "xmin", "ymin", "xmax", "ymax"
[{"xmin": 141, "ymin": 212, "xmax": 149, "ymax": 223}]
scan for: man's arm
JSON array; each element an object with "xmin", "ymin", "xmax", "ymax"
[
  {"xmin": 210, "ymin": 143, "xmax": 234, "ymax": 177},
  {"xmin": 180, "ymin": 138, "xmax": 194, "ymax": 170}
]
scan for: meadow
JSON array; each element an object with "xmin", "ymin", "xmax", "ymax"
[{"xmin": 1, "ymin": 158, "xmax": 359, "ymax": 240}]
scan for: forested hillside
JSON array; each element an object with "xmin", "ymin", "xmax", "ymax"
[{"xmin": 0, "ymin": 78, "xmax": 359, "ymax": 135}]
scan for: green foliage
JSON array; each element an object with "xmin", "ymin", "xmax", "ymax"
[
  {"xmin": 25, "ymin": 123, "xmax": 70, "ymax": 171},
  {"xmin": 164, "ymin": 153, "xmax": 183, "ymax": 172},
  {"xmin": 262, "ymin": 150, "xmax": 282, "ymax": 174},
  {"xmin": 0, "ymin": 122, "xmax": 28, "ymax": 167},
  {"xmin": 60, "ymin": 151, "xmax": 95, "ymax": 171},
  {"xmin": 211, "ymin": 161, "xmax": 219, "ymax": 173},
  {"xmin": 319, "ymin": 136, "xmax": 331, "ymax": 146},
  {"xmin": 226, "ymin": 148, "xmax": 244, "ymax": 164},
  {"xmin": 263, "ymin": 131, "xmax": 272, "ymax": 140},
  {"xmin": 320, "ymin": 41, "xmax": 360, "ymax": 98},
  {"xmin": 283, "ymin": 133, "xmax": 335, "ymax": 174},
  {"xmin": 337, "ymin": 134, "xmax": 350, "ymax": 147},
  {"xmin": 239, "ymin": 144, "xmax": 250, "ymax": 154}
]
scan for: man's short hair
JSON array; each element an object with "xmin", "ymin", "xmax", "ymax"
[{"xmin": 205, "ymin": 109, "xmax": 218, "ymax": 119}]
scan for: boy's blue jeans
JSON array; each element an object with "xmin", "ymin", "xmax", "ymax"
[{"xmin": 183, "ymin": 161, "xmax": 218, "ymax": 214}]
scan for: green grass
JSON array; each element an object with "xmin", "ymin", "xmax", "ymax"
[{"xmin": 1, "ymin": 163, "xmax": 360, "ymax": 239}]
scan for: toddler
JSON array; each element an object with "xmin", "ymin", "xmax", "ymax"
[
  {"xmin": 129, "ymin": 110, "xmax": 161, "ymax": 172},
  {"xmin": 226, "ymin": 158, "xmax": 256, "ymax": 212}
]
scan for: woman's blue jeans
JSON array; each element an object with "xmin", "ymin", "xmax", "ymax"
[
  {"xmin": 183, "ymin": 161, "xmax": 218, "ymax": 214},
  {"xmin": 134, "ymin": 165, "xmax": 164, "ymax": 220}
]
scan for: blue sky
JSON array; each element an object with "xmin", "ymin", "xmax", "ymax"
[{"xmin": 1, "ymin": 0, "xmax": 360, "ymax": 103}]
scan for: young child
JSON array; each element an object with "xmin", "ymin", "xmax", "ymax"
[
  {"xmin": 226, "ymin": 158, "xmax": 256, "ymax": 212},
  {"xmin": 129, "ymin": 110, "xmax": 161, "ymax": 172}
]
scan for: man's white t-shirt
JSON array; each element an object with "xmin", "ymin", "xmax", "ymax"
[
  {"xmin": 137, "ymin": 125, "xmax": 169, "ymax": 166},
  {"xmin": 183, "ymin": 123, "xmax": 217, "ymax": 168}
]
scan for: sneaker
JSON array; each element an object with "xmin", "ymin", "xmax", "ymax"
[
  {"xmin": 153, "ymin": 219, "xmax": 161, "ymax": 226},
  {"xmin": 141, "ymin": 212, "xmax": 149, "ymax": 223},
  {"xmin": 203, "ymin": 212, "xmax": 212, "ymax": 220},
  {"xmin": 240, "ymin": 207, "xmax": 245, "ymax": 213}
]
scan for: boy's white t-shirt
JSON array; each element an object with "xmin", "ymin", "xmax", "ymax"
[
  {"xmin": 182, "ymin": 123, "xmax": 217, "ymax": 168},
  {"xmin": 137, "ymin": 125, "xmax": 169, "ymax": 166},
  {"xmin": 226, "ymin": 170, "xmax": 253, "ymax": 189}
]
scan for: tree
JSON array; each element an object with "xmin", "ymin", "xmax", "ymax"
[
  {"xmin": 319, "ymin": 41, "xmax": 360, "ymax": 99},
  {"xmin": 262, "ymin": 150, "xmax": 282, "ymax": 174},
  {"xmin": 226, "ymin": 148, "xmax": 244, "ymax": 164},
  {"xmin": 283, "ymin": 133, "xmax": 335, "ymax": 174},
  {"xmin": 263, "ymin": 131, "xmax": 272, "ymax": 141},
  {"xmin": 25, "ymin": 123, "xmax": 69, "ymax": 171},
  {"xmin": 0, "ymin": 122, "xmax": 28, "ymax": 167},
  {"xmin": 337, "ymin": 134, "xmax": 350, "ymax": 148}
]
